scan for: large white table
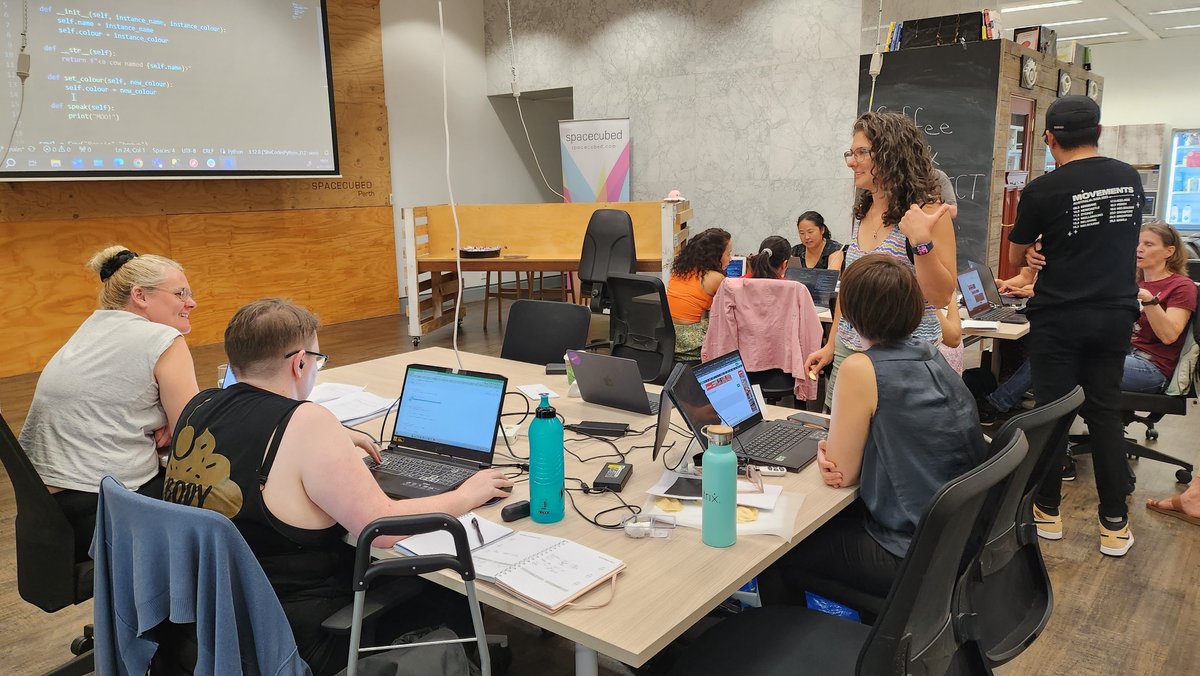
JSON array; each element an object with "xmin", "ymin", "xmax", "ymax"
[{"xmin": 323, "ymin": 347, "xmax": 856, "ymax": 674}]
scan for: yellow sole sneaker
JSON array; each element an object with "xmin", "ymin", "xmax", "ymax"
[{"xmin": 1033, "ymin": 505, "xmax": 1063, "ymax": 540}]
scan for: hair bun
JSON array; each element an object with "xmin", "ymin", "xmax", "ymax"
[{"xmin": 98, "ymin": 249, "xmax": 139, "ymax": 282}]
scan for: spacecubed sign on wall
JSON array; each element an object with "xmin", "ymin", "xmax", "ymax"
[
  {"xmin": 0, "ymin": 0, "xmax": 338, "ymax": 180},
  {"xmin": 559, "ymin": 117, "xmax": 630, "ymax": 203}
]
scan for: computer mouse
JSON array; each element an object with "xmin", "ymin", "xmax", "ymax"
[{"xmin": 484, "ymin": 485, "xmax": 513, "ymax": 506}]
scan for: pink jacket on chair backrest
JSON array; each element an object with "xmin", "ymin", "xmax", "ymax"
[{"xmin": 701, "ymin": 277, "xmax": 824, "ymax": 401}]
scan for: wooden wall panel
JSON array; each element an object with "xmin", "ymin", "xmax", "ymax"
[
  {"xmin": 0, "ymin": 217, "xmax": 171, "ymax": 375},
  {"xmin": 167, "ymin": 207, "xmax": 399, "ymax": 347},
  {"xmin": 0, "ymin": 0, "xmax": 397, "ymax": 377}
]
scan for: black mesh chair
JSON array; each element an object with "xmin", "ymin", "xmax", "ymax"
[
  {"xmin": 960, "ymin": 388, "xmax": 1083, "ymax": 667},
  {"xmin": 1068, "ymin": 305, "xmax": 1199, "ymax": 485},
  {"xmin": 0, "ymin": 412, "xmax": 94, "ymax": 676},
  {"xmin": 669, "ymin": 431, "xmax": 1029, "ymax": 676},
  {"xmin": 607, "ymin": 273, "xmax": 676, "ymax": 385},
  {"xmin": 578, "ymin": 209, "xmax": 637, "ymax": 314},
  {"xmin": 499, "ymin": 299, "xmax": 592, "ymax": 366}
]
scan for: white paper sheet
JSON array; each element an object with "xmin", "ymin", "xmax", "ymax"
[
  {"xmin": 516, "ymin": 384, "xmax": 560, "ymax": 400},
  {"xmin": 309, "ymin": 382, "xmax": 366, "ymax": 404},
  {"xmin": 641, "ymin": 494, "xmax": 803, "ymax": 540},
  {"xmin": 319, "ymin": 391, "xmax": 394, "ymax": 424}
]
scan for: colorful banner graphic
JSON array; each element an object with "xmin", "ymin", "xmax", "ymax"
[{"xmin": 559, "ymin": 118, "xmax": 630, "ymax": 203}]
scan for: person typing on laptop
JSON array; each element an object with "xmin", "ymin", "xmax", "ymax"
[
  {"xmin": 761, "ymin": 254, "xmax": 987, "ymax": 605},
  {"xmin": 162, "ymin": 299, "xmax": 511, "ymax": 674}
]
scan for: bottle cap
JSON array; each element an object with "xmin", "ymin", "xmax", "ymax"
[
  {"xmin": 704, "ymin": 424, "xmax": 734, "ymax": 447},
  {"xmin": 536, "ymin": 394, "xmax": 557, "ymax": 419}
]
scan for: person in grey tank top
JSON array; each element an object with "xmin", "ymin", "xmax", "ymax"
[
  {"xmin": 19, "ymin": 246, "xmax": 201, "ymax": 560},
  {"xmin": 804, "ymin": 111, "xmax": 959, "ymax": 410},
  {"xmin": 762, "ymin": 255, "xmax": 987, "ymax": 607}
]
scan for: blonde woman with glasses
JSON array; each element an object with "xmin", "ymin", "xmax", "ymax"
[{"xmin": 21, "ymin": 245, "xmax": 200, "ymax": 560}]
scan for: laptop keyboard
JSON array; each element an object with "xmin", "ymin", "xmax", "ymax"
[
  {"xmin": 647, "ymin": 395, "xmax": 660, "ymax": 414},
  {"xmin": 740, "ymin": 424, "xmax": 825, "ymax": 461},
  {"xmin": 973, "ymin": 305, "xmax": 1018, "ymax": 322},
  {"xmin": 370, "ymin": 452, "xmax": 474, "ymax": 487}
]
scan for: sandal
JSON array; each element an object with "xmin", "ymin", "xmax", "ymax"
[{"xmin": 1145, "ymin": 495, "xmax": 1200, "ymax": 527}]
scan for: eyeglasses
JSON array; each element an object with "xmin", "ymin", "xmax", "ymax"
[
  {"xmin": 149, "ymin": 287, "xmax": 194, "ymax": 301},
  {"xmin": 284, "ymin": 349, "xmax": 330, "ymax": 371},
  {"xmin": 843, "ymin": 147, "xmax": 874, "ymax": 162}
]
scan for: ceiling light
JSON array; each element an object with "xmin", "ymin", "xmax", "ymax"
[
  {"xmin": 1064, "ymin": 31, "xmax": 1129, "ymax": 39},
  {"xmin": 1165, "ymin": 24, "xmax": 1200, "ymax": 30},
  {"xmin": 1001, "ymin": 1, "xmax": 1082, "ymax": 12},
  {"xmin": 1045, "ymin": 17, "xmax": 1108, "ymax": 27},
  {"xmin": 1149, "ymin": 7, "xmax": 1200, "ymax": 15}
]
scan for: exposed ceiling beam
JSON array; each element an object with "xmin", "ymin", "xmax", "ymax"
[{"xmin": 1101, "ymin": 0, "xmax": 1161, "ymax": 40}]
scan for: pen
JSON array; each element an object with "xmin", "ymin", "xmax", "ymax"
[{"xmin": 471, "ymin": 516, "xmax": 484, "ymax": 546}]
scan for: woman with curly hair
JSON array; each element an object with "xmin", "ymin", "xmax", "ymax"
[
  {"xmin": 667, "ymin": 227, "xmax": 732, "ymax": 360},
  {"xmin": 804, "ymin": 111, "xmax": 958, "ymax": 408}
]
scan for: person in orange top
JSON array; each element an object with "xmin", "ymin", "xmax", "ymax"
[{"xmin": 667, "ymin": 227, "xmax": 732, "ymax": 360}]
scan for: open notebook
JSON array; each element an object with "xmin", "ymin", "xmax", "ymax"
[{"xmin": 395, "ymin": 516, "xmax": 625, "ymax": 613}]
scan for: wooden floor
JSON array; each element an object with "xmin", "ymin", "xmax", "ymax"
[{"xmin": 1, "ymin": 301, "xmax": 1197, "ymax": 675}]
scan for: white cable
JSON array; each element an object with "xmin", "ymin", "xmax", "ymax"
[
  {"xmin": 0, "ymin": 81, "xmax": 25, "ymax": 171},
  {"xmin": 867, "ymin": 0, "xmax": 884, "ymax": 111},
  {"xmin": 506, "ymin": 0, "xmax": 563, "ymax": 200},
  {"xmin": 2, "ymin": 0, "xmax": 30, "ymax": 172},
  {"xmin": 437, "ymin": 0, "xmax": 464, "ymax": 373}
]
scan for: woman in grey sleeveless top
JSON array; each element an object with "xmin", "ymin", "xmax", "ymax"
[
  {"xmin": 20, "ymin": 246, "xmax": 200, "ymax": 559},
  {"xmin": 763, "ymin": 255, "xmax": 987, "ymax": 606}
]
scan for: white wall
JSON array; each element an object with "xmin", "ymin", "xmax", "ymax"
[
  {"xmin": 1091, "ymin": 36, "xmax": 1200, "ymax": 130},
  {"xmin": 483, "ymin": 0, "xmax": 862, "ymax": 249},
  {"xmin": 379, "ymin": 0, "xmax": 567, "ymax": 296}
]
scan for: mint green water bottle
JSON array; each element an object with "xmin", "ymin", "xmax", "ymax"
[
  {"xmin": 702, "ymin": 424, "xmax": 737, "ymax": 548},
  {"xmin": 528, "ymin": 395, "xmax": 564, "ymax": 523}
]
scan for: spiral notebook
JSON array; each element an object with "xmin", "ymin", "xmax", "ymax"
[{"xmin": 470, "ymin": 531, "xmax": 625, "ymax": 613}]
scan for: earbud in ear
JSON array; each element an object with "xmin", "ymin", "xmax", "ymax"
[{"xmin": 298, "ymin": 361, "xmax": 305, "ymax": 369}]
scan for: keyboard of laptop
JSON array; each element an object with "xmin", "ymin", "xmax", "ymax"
[
  {"xmin": 370, "ymin": 453, "xmax": 474, "ymax": 487},
  {"xmin": 971, "ymin": 305, "xmax": 1018, "ymax": 322},
  {"xmin": 739, "ymin": 425, "xmax": 826, "ymax": 461},
  {"xmin": 648, "ymin": 395, "xmax": 660, "ymax": 415}
]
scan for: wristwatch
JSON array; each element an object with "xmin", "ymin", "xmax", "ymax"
[
  {"xmin": 913, "ymin": 241, "xmax": 935, "ymax": 256},
  {"xmin": 1141, "ymin": 295, "xmax": 1161, "ymax": 307}
]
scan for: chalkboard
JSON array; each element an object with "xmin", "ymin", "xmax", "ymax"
[{"xmin": 858, "ymin": 40, "xmax": 1001, "ymax": 272}]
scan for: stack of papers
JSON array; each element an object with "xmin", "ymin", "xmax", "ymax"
[{"xmin": 311, "ymin": 382, "xmax": 395, "ymax": 425}]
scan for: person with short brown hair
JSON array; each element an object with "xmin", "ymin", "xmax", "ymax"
[
  {"xmin": 163, "ymin": 298, "xmax": 512, "ymax": 674},
  {"xmin": 763, "ymin": 254, "xmax": 987, "ymax": 605}
]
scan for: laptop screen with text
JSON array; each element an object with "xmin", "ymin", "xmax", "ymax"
[
  {"xmin": 693, "ymin": 351, "xmax": 761, "ymax": 429},
  {"xmin": 957, "ymin": 268, "xmax": 991, "ymax": 316},
  {"xmin": 392, "ymin": 366, "xmax": 506, "ymax": 462}
]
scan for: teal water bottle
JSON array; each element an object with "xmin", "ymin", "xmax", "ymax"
[
  {"xmin": 528, "ymin": 395, "xmax": 564, "ymax": 523},
  {"xmin": 702, "ymin": 424, "xmax": 737, "ymax": 548}
]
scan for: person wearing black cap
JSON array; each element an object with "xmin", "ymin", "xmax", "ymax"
[{"xmin": 1008, "ymin": 95, "xmax": 1143, "ymax": 557}]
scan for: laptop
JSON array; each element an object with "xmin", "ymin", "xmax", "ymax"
[
  {"xmin": 220, "ymin": 365, "xmax": 238, "ymax": 388},
  {"xmin": 569, "ymin": 350, "xmax": 659, "ymax": 415},
  {"xmin": 669, "ymin": 351, "xmax": 824, "ymax": 471},
  {"xmin": 967, "ymin": 260, "xmax": 1025, "ymax": 307},
  {"xmin": 366, "ymin": 364, "xmax": 508, "ymax": 498},
  {"xmin": 652, "ymin": 364, "xmax": 683, "ymax": 462},
  {"xmin": 784, "ymin": 265, "xmax": 840, "ymax": 309},
  {"xmin": 957, "ymin": 267, "xmax": 1020, "ymax": 322}
]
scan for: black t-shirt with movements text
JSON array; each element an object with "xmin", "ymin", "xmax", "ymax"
[{"xmin": 1009, "ymin": 156, "xmax": 1142, "ymax": 314}]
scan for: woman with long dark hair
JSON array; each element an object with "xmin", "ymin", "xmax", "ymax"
[
  {"xmin": 791, "ymin": 211, "xmax": 843, "ymax": 270},
  {"xmin": 667, "ymin": 227, "xmax": 733, "ymax": 360},
  {"xmin": 804, "ymin": 111, "xmax": 958, "ymax": 408},
  {"xmin": 748, "ymin": 235, "xmax": 791, "ymax": 279}
]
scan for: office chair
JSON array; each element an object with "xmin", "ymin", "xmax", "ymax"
[
  {"xmin": 0, "ymin": 412, "xmax": 94, "ymax": 676},
  {"xmin": 345, "ymin": 514, "xmax": 492, "ymax": 676},
  {"xmin": 668, "ymin": 430, "xmax": 1028, "ymax": 676},
  {"xmin": 607, "ymin": 272, "xmax": 676, "ymax": 385},
  {"xmin": 961, "ymin": 388, "xmax": 1083, "ymax": 667},
  {"xmin": 499, "ymin": 299, "xmax": 592, "ymax": 366},
  {"xmin": 578, "ymin": 209, "xmax": 637, "ymax": 314},
  {"xmin": 1068, "ymin": 305, "xmax": 1199, "ymax": 485},
  {"xmin": 747, "ymin": 369, "xmax": 795, "ymax": 406}
]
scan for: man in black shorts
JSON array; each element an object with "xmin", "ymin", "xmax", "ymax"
[{"xmin": 1008, "ymin": 95, "xmax": 1142, "ymax": 557}]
